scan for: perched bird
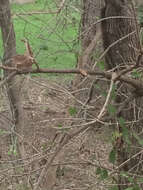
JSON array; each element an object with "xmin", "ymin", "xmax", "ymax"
[{"xmin": 11, "ymin": 38, "xmax": 39, "ymax": 71}]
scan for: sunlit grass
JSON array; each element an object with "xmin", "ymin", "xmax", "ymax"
[
  {"xmin": 10, "ymin": 0, "xmax": 80, "ymax": 71},
  {"xmin": 0, "ymin": 0, "xmax": 80, "ymax": 75}
]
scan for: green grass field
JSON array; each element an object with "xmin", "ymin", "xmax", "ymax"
[{"xmin": 0, "ymin": 0, "xmax": 80, "ymax": 73}]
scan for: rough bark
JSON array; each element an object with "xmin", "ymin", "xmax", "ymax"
[
  {"xmin": 72, "ymin": 0, "xmax": 106, "ymax": 174},
  {"xmin": 73, "ymin": 0, "xmax": 104, "ymax": 120},
  {"xmin": 0, "ymin": 0, "xmax": 31, "ymax": 186},
  {"xmin": 0, "ymin": 0, "xmax": 23, "ymax": 147},
  {"xmin": 101, "ymin": 0, "xmax": 139, "ymax": 70},
  {"xmin": 101, "ymin": 0, "xmax": 143, "ymax": 189}
]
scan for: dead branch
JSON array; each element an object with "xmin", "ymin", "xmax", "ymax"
[
  {"xmin": 33, "ymin": 74, "xmax": 116, "ymax": 190},
  {"xmin": 1, "ymin": 66, "xmax": 143, "ymax": 96},
  {"xmin": 12, "ymin": 0, "xmax": 65, "ymax": 17}
]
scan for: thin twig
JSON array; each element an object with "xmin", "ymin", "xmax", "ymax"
[
  {"xmin": 33, "ymin": 73, "xmax": 116, "ymax": 190},
  {"xmin": 97, "ymin": 73, "xmax": 116, "ymax": 119},
  {"xmin": 93, "ymin": 31, "xmax": 136, "ymax": 69}
]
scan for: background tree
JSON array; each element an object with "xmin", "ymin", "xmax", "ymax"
[
  {"xmin": 74, "ymin": 0, "xmax": 104, "ymax": 117},
  {"xmin": 0, "ymin": 0, "xmax": 26, "ymax": 158},
  {"xmin": 102, "ymin": 0, "xmax": 143, "ymax": 189},
  {"xmin": 72, "ymin": 0, "xmax": 106, "ymax": 159}
]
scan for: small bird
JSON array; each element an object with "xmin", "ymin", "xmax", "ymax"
[{"xmin": 11, "ymin": 38, "xmax": 39, "ymax": 71}]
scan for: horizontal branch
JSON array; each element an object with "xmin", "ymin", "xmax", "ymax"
[
  {"xmin": 12, "ymin": 11, "xmax": 58, "ymax": 17},
  {"xmin": 0, "ymin": 65, "xmax": 143, "ymax": 95},
  {"xmin": 18, "ymin": 68, "xmax": 143, "ymax": 92}
]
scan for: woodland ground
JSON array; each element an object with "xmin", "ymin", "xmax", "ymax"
[
  {"xmin": 0, "ymin": 1, "xmax": 113, "ymax": 189},
  {"xmin": 0, "ymin": 76, "xmax": 112, "ymax": 190}
]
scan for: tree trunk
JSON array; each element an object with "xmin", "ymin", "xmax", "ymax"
[
  {"xmin": 0, "ymin": 0, "xmax": 28, "ymax": 179},
  {"xmin": 101, "ymin": 0, "xmax": 143, "ymax": 189},
  {"xmin": 73, "ymin": 0, "xmax": 104, "ymax": 119},
  {"xmin": 72, "ymin": 0, "xmax": 106, "ymax": 170}
]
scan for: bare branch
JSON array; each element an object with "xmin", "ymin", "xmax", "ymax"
[{"xmin": 1, "ymin": 66, "xmax": 143, "ymax": 95}]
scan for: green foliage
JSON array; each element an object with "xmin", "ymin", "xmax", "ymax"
[
  {"xmin": 125, "ymin": 185, "xmax": 140, "ymax": 190},
  {"xmin": 108, "ymin": 186, "xmax": 119, "ymax": 190},
  {"xmin": 127, "ymin": 176, "xmax": 134, "ymax": 183},
  {"xmin": 40, "ymin": 43, "xmax": 49, "ymax": 51},
  {"xmin": 133, "ymin": 132, "xmax": 143, "ymax": 146},
  {"xmin": 125, "ymin": 188, "xmax": 134, "ymax": 190},
  {"xmin": 132, "ymin": 185, "xmax": 140, "ymax": 190},
  {"xmin": 137, "ymin": 178, "xmax": 143, "ymax": 183},
  {"xmin": 137, "ymin": 5, "xmax": 143, "ymax": 26},
  {"xmin": 111, "ymin": 84, "xmax": 116, "ymax": 100},
  {"xmin": 97, "ymin": 61, "xmax": 105, "ymax": 70},
  {"xmin": 96, "ymin": 167, "xmax": 101, "ymax": 175},
  {"xmin": 100, "ymin": 169, "xmax": 108, "ymax": 180},
  {"xmin": 120, "ymin": 172, "xmax": 134, "ymax": 184},
  {"xmin": 118, "ymin": 117, "xmax": 125, "ymax": 128},
  {"xmin": 8, "ymin": 144, "xmax": 17, "ymax": 156},
  {"xmin": 120, "ymin": 172, "xmax": 141, "ymax": 190},
  {"xmin": 0, "ymin": 129, "xmax": 6, "ymax": 135},
  {"xmin": 96, "ymin": 167, "xmax": 108, "ymax": 180},
  {"xmin": 41, "ymin": 143, "xmax": 47, "ymax": 151},
  {"xmin": 58, "ymin": 124, "xmax": 63, "ymax": 128},
  {"xmin": 68, "ymin": 106, "xmax": 77, "ymax": 116},
  {"xmin": 120, "ymin": 171, "xmax": 129, "ymax": 178},
  {"xmin": 112, "ymin": 131, "xmax": 122, "ymax": 140},
  {"xmin": 118, "ymin": 117, "xmax": 131, "ymax": 145},
  {"xmin": 109, "ymin": 148, "xmax": 116, "ymax": 164},
  {"xmin": 131, "ymin": 69, "xmax": 142, "ymax": 79},
  {"xmin": 107, "ymin": 104, "xmax": 117, "ymax": 116}
]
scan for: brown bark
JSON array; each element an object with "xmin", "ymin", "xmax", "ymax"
[
  {"xmin": 101, "ymin": 0, "xmax": 143, "ymax": 189},
  {"xmin": 101, "ymin": 0, "xmax": 139, "ymax": 70},
  {"xmin": 73, "ymin": 0, "xmax": 104, "ymax": 119},
  {"xmin": 0, "ymin": 0, "xmax": 24, "ymax": 145},
  {"xmin": 72, "ymin": 0, "xmax": 107, "ymax": 180},
  {"xmin": 0, "ymin": 0, "xmax": 30, "ymax": 185}
]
